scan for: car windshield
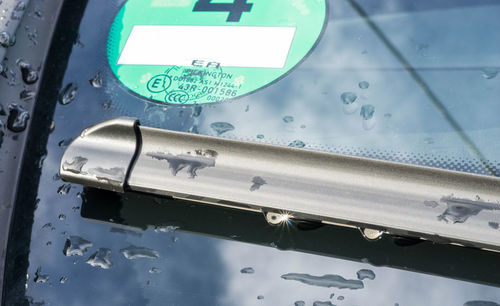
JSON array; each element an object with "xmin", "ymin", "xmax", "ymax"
[{"xmin": 3, "ymin": 0, "xmax": 500, "ymax": 305}]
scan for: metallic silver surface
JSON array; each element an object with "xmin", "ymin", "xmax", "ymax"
[
  {"xmin": 61, "ymin": 118, "xmax": 500, "ymax": 251},
  {"xmin": 59, "ymin": 117, "xmax": 139, "ymax": 193}
]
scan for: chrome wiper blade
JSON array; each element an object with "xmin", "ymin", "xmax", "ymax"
[{"xmin": 60, "ymin": 117, "xmax": 500, "ymax": 251}]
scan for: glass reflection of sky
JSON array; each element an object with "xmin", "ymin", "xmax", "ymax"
[{"xmin": 11, "ymin": 0, "xmax": 500, "ymax": 305}]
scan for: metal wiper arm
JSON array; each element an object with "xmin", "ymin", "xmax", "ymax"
[{"xmin": 60, "ymin": 118, "xmax": 500, "ymax": 251}]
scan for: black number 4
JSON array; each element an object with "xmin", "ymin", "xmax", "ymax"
[{"xmin": 193, "ymin": 0, "xmax": 253, "ymax": 22}]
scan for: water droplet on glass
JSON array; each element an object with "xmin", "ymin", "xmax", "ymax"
[
  {"xmin": 341, "ymin": 92, "xmax": 359, "ymax": 114},
  {"xmin": 20, "ymin": 89, "xmax": 35, "ymax": 101},
  {"xmin": 481, "ymin": 68, "xmax": 498, "ymax": 79},
  {"xmin": 245, "ymin": 105, "xmax": 249, "ymax": 112},
  {"xmin": 341, "ymin": 92, "xmax": 357, "ymax": 104},
  {"xmin": 423, "ymin": 200, "xmax": 439, "ymax": 208},
  {"xmin": 256, "ymin": 134, "xmax": 264, "ymax": 139},
  {"xmin": 86, "ymin": 248, "xmax": 113, "ymax": 269},
  {"xmin": 313, "ymin": 301, "xmax": 334, "ymax": 306},
  {"xmin": 210, "ymin": 122, "xmax": 234, "ymax": 135},
  {"xmin": 192, "ymin": 106, "xmax": 202, "ymax": 117},
  {"xmin": 120, "ymin": 245, "xmax": 160, "ymax": 259},
  {"xmin": 59, "ymin": 277, "xmax": 68, "ymax": 284},
  {"xmin": 356, "ymin": 269, "xmax": 376, "ymax": 280},
  {"xmin": 358, "ymin": 81, "xmax": 369, "ymax": 89},
  {"xmin": 89, "ymin": 71, "xmax": 103, "ymax": 88},
  {"xmin": 57, "ymin": 183, "xmax": 71, "ymax": 195},
  {"xmin": 295, "ymin": 301, "xmax": 306, "ymax": 306},
  {"xmin": 360, "ymin": 104, "xmax": 376, "ymax": 130},
  {"xmin": 63, "ymin": 236, "xmax": 92, "ymax": 256},
  {"xmin": 58, "ymin": 83, "xmax": 78, "ymax": 105},
  {"xmin": 283, "ymin": 115, "xmax": 294, "ymax": 123},
  {"xmin": 46, "ymin": 241, "xmax": 52, "ymax": 246},
  {"xmin": 0, "ymin": 104, "xmax": 6, "ymax": 116},
  {"xmin": 0, "ymin": 31, "xmax": 11, "ymax": 47},
  {"xmin": 300, "ymin": 124, "xmax": 306, "ymax": 129},
  {"xmin": 384, "ymin": 113, "xmax": 392, "ymax": 119},
  {"xmin": 240, "ymin": 267, "xmax": 255, "ymax": 274},
  {"xmin": 16, "ymin": 59, "xmax": 38, "ymax": 84},
  {"xmin": 288, "ymin": 140, "xmax": 305, "ymax": 148},
  {"xmin": 72, "ymin": 206, "xmax": 80, "ymax": 212},
  {"xmin": 34, "ymin": 267, "xmax": 49, "ymax": 283},
  {"xmin": 58, "ymin": 138, "xmax": 72, "ymax": 148},
  {"xmin": 337, "ymin": 296, "xmax": 345, "ymax": 301},
  {"xmin": 330, "ymin": 293, "xmax": 335, "ymax": 299},
  {"xmin": 257, "ymin": 295, "xmax": 264, "ymax": 300},
  {"xmin": 58, "ymin": 214, "xmax": 66, "ymax": 221},
  {"xmin": 154, "ymin": 225, "xmax": 179, "ymax": 233},
  {"xmin": 7, "ymin": 103, "xmax": 29, "ymax": 132},
  {"xmin": 149, "ymin": 267, "xmax": 162, "ymax": 274},
  {"xmin": 360, "ymin": 104, "xmax": 375, "ymax": 120},
  {"xmin": 41, "ymin": 222, "xmax": 52, "ymax": 229}
]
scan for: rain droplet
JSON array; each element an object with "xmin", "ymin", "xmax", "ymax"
[
  {"xmin": 360, "ymin": 104, "xmax": 375, "ymax": 120},
  {"xmin": 341, "ymin": 92, "xmax": 357, "ymax": 104},
  {"xmin": 63, "ymin": 236, "xmax": 93, "ymax": 256},
  {"xmin": 0, "ymin": 31, "xmax": 11, "ymax": 47},
  {"xmin": 283, "ymin": 115, "xmax": 294, "ymax": 123},
  {"xmin": 59, "ymin": 277, "xmax": 68, "ymax": 284},
  {"xmin": 58, "ymin": 83, "xmax": 78, "ymax": 105},
  {"xmin": 481, "ymin": 68, "xmax": 498, "ymax": 80},
  {"xmin": 16, "ymin": 59, "xmax": 38, "ymax": 84},
  {"xmin": 300, "ymin": 124, "xmax": 306, "ymax": 129},
  {"xmin": 57, "ymin": 183, "xmax": 71, "ymax": 195},
  {"xmin": 58, "ymin": 138, "xmax": 72, "ymax": 148},
  {"xmin": 58, "ymin": 214, "xmax": 66, "ymax": 221},
  {"xmin": 240, "ymin": 267, "xmax": 255, "ymax": 274},
  {"xmin": 295, "ymin": 302, "xmax": 306, "ymax": 306},
  {"xmin": 34, "ymin": 267, "xmax": 49, "ymax": 283},
  {"xmin": 360, "ymin": 104, "xmax": 376, "ymax": 130},
  {"xmin": 488, "ymin": 222, "xmax": 499, "ymax": 229},
  {"xmin": 120, "ymin": 245, "xmax": 160, "ymax": 259},
  {"xmin": 358, "ymin": 81, "xmax": 369, "ymax": 89},
  {"xmin": 210, "ymin": 122, "xmax": 234, "ymax": 135},
  {"xmin": 41, "ymin": 222, "xmax": 52, "ymax": 229},
  {"xmin": 89, "ymin": 72, "xmax": 102, "ymax": 88},
  {"xmin": 20, "ymin": 89, "xmax": 35, "ymax": 101},
  {"xmin": 257, "ymin": 296, "xmax": 264, "ymax": 300},
  {"xmin": 7, "ymin": 103, "xmax": 29, "ymax": 132},
  {"xmin": 0, "ymin": 104, "xmax": 6, "ymax": 116},
  {"xmin": 86, "ymin": 248, "xmax": 113, "ymax": 269},
  {"xmin": 154, "ymin": 225, "xmax": 179, "ymax": 233},
  {"xmin": 62, "ymin": 156, "xmax": 87, "ymax": 174},
  {"xmin": 337, "ymin": 296, "xmax": 345, "ymax": 301},
  {"xmin": 288, "ymin": 140, "xmax": 305, "ymax": 148},
  {"xmin": 313, "ymin": 301, "xmax": 334, "ymax": 306},
  {"xmin": 192, "ymin": 106, "xmax": 202, "ymax": 117},
  {"xmin": 256, "ymin": 134, "xmax": 264, "ymax": 139},
  {"xmin": 356, "ymin": 269, "xmax": 376, "ymax": 280},
  {"xmin": 384, "ymin": 113, "xmax": 392, "ymax": 119},
  {"xmin": 149, "ymin": 267, "xmax": 162, "ymax": 274},
  {"xmin": 281, "ymin": 273, "xmax": 364, "ymax": 289},
  {"xmin": 424, "ymin": 200, "xmax": 439, "ymax": 208}
]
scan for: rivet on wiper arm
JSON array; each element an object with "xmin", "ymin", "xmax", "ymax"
[
  {"xmin": 360, "ymin": 228, "xmax": 385, "ymax": 241},
  {"xmin": 265, "ymin": 212, "xmax": 293, "ymax": 226}
]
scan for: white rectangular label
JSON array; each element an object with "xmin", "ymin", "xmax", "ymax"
[{"xmin": 117, "ymin": 25, "xmax": 296, "ymax": 68}]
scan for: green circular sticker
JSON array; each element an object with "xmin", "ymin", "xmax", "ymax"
[{"xmin": 108, "ymin": 0, "xmax": 327, "ymax": 105}]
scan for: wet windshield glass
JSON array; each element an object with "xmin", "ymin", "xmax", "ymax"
[{"xmin": 4, "ymin": 0, "xmax": 500, "ymax": 305}]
